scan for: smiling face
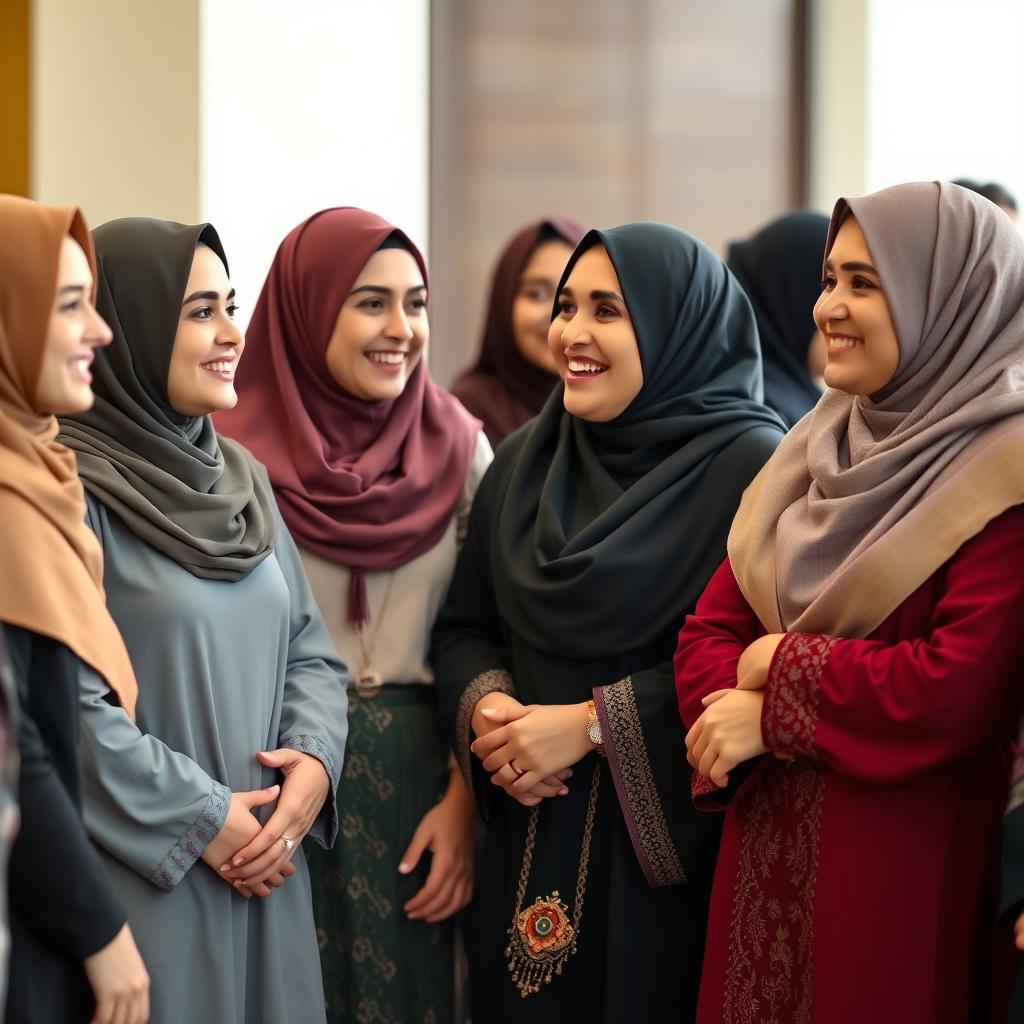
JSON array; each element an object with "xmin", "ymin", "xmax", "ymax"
[
  {"xmin": 166, "ymin": 243, "xmax": 243, "ymax": 417},
  {"xmin": 547, "ymin": 244, "xmax": 643, "ymax": 422},
  {"xmin": 814, "ymin": 216, "xmax": 900, "ymax": 396},
  {"xmin": 34, "ymin": 236, "xmax": 113, "ymax": 415},
  {"xmin": 325, "ymin": 247, "xmax": 427, "ymax": 402},
  {"xmin": 512, "ymin": 238, "xmax": 573, "ymax": 375}
]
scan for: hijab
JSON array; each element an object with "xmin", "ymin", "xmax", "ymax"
[
  {"xmin": 729, "ymin": 181, "xmax": 1024, "ymax": 638},
  {"xmin": 727, "ymin": 211, "xmax": 830, "ymax": 428},
  {"xmin": 452, "ymin": 217, "xmax": 587, "ymax": 445},
  {"xmin": 0, "ymin": 195, "xmax": 137, "ymax": 717},
  {"xmin": 58, "ymin": 218, "xmax": 276, "ymax": 580},
  {"xmin": 493, "ymin": 223, "xmax": 787, "ymax": 658},
  {"xmin": 214, "ymin": 207, "xmax": 481, "ymax": 626}
]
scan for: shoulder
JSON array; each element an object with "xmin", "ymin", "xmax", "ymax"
[{"xmin": 709, "ymin": 424, "xmax": 785, "ymax": 483}]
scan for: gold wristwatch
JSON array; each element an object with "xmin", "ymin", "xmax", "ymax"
[{"xmin": 586, "ymin": 699, "xmax": 606, "ymax": 757}]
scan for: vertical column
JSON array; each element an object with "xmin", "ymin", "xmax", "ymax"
[{"xmin": 0, "ymin": 0, "xmax": 31, "ymax": 196}]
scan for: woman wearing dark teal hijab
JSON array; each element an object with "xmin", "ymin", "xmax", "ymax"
[{"xmin": 432, "ymin": 222, "xmax": 785, "ymax": 1021}]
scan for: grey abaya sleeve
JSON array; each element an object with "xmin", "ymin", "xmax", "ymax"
[
  {"xmin": 79, "ymin": 664, "xmax": 231, "ymax": 893},
  {"xmin": 271, "ymin": 509, "xmax": 349, "ymax": 848}
]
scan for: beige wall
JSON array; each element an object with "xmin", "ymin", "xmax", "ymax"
[{"xmin": 32, "ymin": 0, "xmax": 200, "ymax": 223}]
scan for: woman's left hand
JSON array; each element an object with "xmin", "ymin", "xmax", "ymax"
[
  {"xmin": 735, "ymin": 633, "xmax": 786, "ymax": 690},
  {"xmin": 684, "ymin": 689, "xmax": 767, "ymax": 788},
  {"xmin": 400, "ymin": 767, "xmax": 476, "ymax": 923},
  {"xmin": 221, "ymin": 748, "xmax": 330, "ymax": 887},
  {"xmin": 471, "ymin": 703, "xmax": 593, "ymax": 796}
]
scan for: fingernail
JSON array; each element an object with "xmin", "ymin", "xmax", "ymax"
[
  {"xmin": 398, "ymin": 862, "xmax": 410, "ymax": 873},
  {"xmin": 233, "ymin": 857, "xmax": 245, "ymax": 867},
  {"xmin": 219, "ymin": 864, "xmax": 230, "ymax": 872},
  {"xmin": 481, "ymin": 708, "xmax": 495, "ymax": 717},
  {"xmin": 559, "ymin": 787, "xmax": 568, "ymax": 796}
]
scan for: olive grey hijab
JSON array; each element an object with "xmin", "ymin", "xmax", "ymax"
[
  {"xmin": 58, "ymin": 218, "xmax": 276, "ymax": 580},
  {"xmin": 730, "ymin": 181, "xmax": 1024, "ymax": 637}
]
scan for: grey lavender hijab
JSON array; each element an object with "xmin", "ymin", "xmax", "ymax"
[
  {"xmin": 58, "ymin": 218, "xmax": 276, "ymax": 580},
  {"xmin": 729, "ymin": 181, "xmax": 1024, "ymax": 638}
]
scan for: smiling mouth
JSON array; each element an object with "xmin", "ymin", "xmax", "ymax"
[
  {"xmin": 827, "ymin": 334, "xmax": 864, "ymax": 353},
  {"xmin": 565, "ymin": 357, "xmax": 609, "ymax": 380},
  {"xmin": 201, "ymin": 358, "xmax": 236, "ymax": 381},
  {"xmin": 366, "ymin": 351, "xmax": 408, "ymax": 372},
  {"xmin": 69, "ymin": 354, "xmax": 93, "ymax": 383}
]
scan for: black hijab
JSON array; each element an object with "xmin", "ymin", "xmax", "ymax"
[
  {"xmin": 493, "ymin": 222, "xmax": 786, "ymax": 657},
  {"xmin": 726, "ymin": 211, "xmax": 829, "ymax": 428},
  {"xmin": 58, "ymin": 218, "xmax": 276, "ymax": 580}
]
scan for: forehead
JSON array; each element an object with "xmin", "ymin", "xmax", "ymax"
[
  {"xmin": 352, "ymin": 248, "xmax": 424, "ymax": 288},
  {"xmin": 58, "ymin": 235, "xmax": 93, "ymax": 280},
  {"xmin": 828, "ymin": 215, "xmax": 871, "ymax": 259},
  {"xmin": 564, "ymin": 244, "xmax": 620, "ymax": 290},
  {"xmin": 185, "ymin": 243, "xmax": 230, "ymax": 286},
  {"xmin": 522, "ymin": 238, "xmax": 573, "ymax": 278}
]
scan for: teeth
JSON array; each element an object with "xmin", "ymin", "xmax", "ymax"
[
  {"xmin": 568, "ymin": 360, "xmax": 607, "ymax": 373},
  {"xmin": 368, "ymin": 352, "xmax": 406, "ymax": 366},
  {"xmin": 204, "ymin": 361, "xmax": 233, "ymax": 372},
  {"xmin": 828, "ymin": 336, "xmax": 862, "ymax": 351}
]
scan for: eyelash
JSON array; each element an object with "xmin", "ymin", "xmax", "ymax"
[
  {"xmin": 190, "ymin": 304, "xmax": 239, "ymax": 321},
  {"xmin": 60, "ymin": 300, "xmax": 82, "ymax": 314},
  {"xmin": 557, "ymin": 301, "xmax": 619, "ymax": 319},
  {"xmin": 358, "ymin": 298, "xmax": 427, "ymax": 312},
  {"xmin": 821, "ymin": 275, "xmax": 876, "ymax": 292}
]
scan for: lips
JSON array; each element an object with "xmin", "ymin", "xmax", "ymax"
[
  {"xmin": 565, "ymin": 354, "xmax": 609, "ymax": 383},
  {"xmin": 200, "ymin": 356, "xmax": 236, "ymax": 381},
  {"xmin": 68, "ymin": 354, "xmax": 93, "ymax": 384},
  {"xmin": 826, "ymin": 333, "xmax": 864, "ymax": 354}
]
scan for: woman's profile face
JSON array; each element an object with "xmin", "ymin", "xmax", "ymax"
[
  {"xmin": 325, "ymin": 248, "xmax": 427, "ymax": 402},
  {"xmin": 547, "ymin": 244, "xmax": 643, "ymax": 422},
  {"xmin": 814, "ymin": 216, "xmax": 900, "ymax": 396},
  {"xmin": 167, "ymin": 244, "xmax": 244, "ymax": 417},
  {"xmin": 35, "ymin": 236, "xmax": 112, "ymax": 415},
  {"xmin": 511, "ymin": 238, "xmax": 573, "ymax": 375}
]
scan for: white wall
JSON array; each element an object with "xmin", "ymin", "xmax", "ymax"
[{"xmin": 198, "ymin": 0, "xmax": 430, "ymax": 329}]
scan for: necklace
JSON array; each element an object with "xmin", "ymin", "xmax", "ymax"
[
  {"xmin": 353, "ymin": 572, "xmax": 395, "ymax": 698},
  {"xmin": 505, "ymin": 762, "xmax": 600, "ymax": 997}
]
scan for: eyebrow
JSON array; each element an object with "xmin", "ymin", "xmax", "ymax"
[
  {"xmin": 182, "ymin": 288, "xmax": 237, "ymax": 304},
  {"xmin": 350, "ymin": 284, "xmax": 427, "ymax": 296},
  {"xmin": 558, "ymin": 286, "xmax": 625, "ymax": 303},
  {"xmin": 823, "ymin": 259, "xmax": 880, "ymax": 276},
  {"xmin": 58, "ymin": 285, "xmax": 87, "ymax": 296}
]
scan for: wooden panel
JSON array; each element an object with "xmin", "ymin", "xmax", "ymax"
[
  {"xmin": 0, "ymin": 0, "xmax": 31, "ymax": 196},
  {"xmin": 430, "ymin": 0, "xmax": 806, "ymax": 386}
]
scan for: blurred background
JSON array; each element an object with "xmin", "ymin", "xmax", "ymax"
[{"xmin": 2, "ymin": 0, "xmax": 1023, "ymax": 386}]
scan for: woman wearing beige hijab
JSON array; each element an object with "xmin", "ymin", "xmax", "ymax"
[
  {"xmin": 0, "ymin": 195, "xmax": 149, "ymax": 1024},
  {"xmin": 676, "ymin": 181, "xmax": 1024, "ymax": 1023}
]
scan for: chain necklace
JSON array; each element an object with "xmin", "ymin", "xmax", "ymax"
[
  {"xmin": 504, "ymin": 762, "xmax": 600, "ymax": 997},
  {"xmin": 353, "ymin": 572, "xmax": 395, "ymax": 698}
]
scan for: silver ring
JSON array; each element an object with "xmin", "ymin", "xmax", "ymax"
[{"xmin": 281, "ymin": 836, "xmax": 295, "ymax": 852}]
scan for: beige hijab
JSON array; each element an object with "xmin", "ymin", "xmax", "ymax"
[
  {"xmin": 0, "ymin": 194, "xmax": 138, "ymax": 717},
  {"xmin": 729, "ymin": 181, "xmax": 1024, "ymax": 638}
]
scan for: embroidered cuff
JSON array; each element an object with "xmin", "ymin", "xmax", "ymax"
[
  {"xmin": 150, "ymin": 779, "xmax": 231, "ymax": 893},
  {"xmin": 455, "ymin": 668, "xmax": 515, "ymax": 791},
  {"xmin": 282, "ymin": 734, "xmax": 340, "ymax": 848},
  {"xmin": 595, "ymin": 677, "xmax": 686, "ymax": 888},
  {"xmin": 762, "ymin": 633, "xmax": 838, "ymax": 757}
]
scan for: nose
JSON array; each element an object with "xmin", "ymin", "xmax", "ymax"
[
  {"xmin": 559, "ymin": 312, "xmax": 593, "ymax": 347},
  {"xmin": 383, "ymin": 306, "xmax": 414, "ymax": 343},
  {"xmin": 814, "ymin": 288, "xmax": 848, "ymax": 329},
  {"xmin": 218, "ymin": 317, "xmax": 243, "ymax": 348},
  {"xmin": 85, "ymin": 303, "xmax": 114, "ymax": 348}
]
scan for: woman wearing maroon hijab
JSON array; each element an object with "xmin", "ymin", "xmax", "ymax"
[
  {"xmin": 452, "ymin": 217, "xmax": 587, "ymax": 447},
  {"xmin": 216, "ymin": 207, "xmax": 489, "ymax": 1024}
]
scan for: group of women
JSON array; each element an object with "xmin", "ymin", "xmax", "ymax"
[{"xmin": 0, "ymin": 177, "xmax": 1022, "ymax": 1024}]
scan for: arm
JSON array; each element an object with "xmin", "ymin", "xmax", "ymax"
[
  {"xmin": 5, "ymin": 626, "xmax": 126, "ymax": 958},
  {"xmin": 761, "ymin": 506, "xmax": 1024, "ymax": 782}
]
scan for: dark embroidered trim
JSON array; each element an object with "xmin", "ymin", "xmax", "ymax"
[
  {"xmin": 455, "ymin": 669, "xmax": 515, "ymax": 788},
  {"xmin": 763, "ymin": 633, "xmax": 839, "ymax": 757},
  {"xmin": 282, "ymin": 734, "xmax": 340, "ymax": 847},
  {"xmin": 150, "ymin": 779, "xmax": 231, "ymax": 893},
  {"xmin": 723, "ymin": 760, "xmax": 826, "ymax": 1024},
  {"xmin": 597, "ymin": 677, "xmax": 686, "ymax": 888}
]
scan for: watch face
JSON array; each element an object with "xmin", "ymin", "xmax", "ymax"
[{"xmin": 588, "ymin": 720, "xmax": 601, "ymax": 744}]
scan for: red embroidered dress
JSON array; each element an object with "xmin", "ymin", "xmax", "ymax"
[{"xmin": 674, "ymin": 505, "xmax": 1024, "ymax": 1024}]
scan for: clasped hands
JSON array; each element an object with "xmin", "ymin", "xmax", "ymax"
[
  {"xmin": 470, "ymin": 692, "xmax": 594, "ymax": 807},
  {"xmin": 683, "ymin": 633, "xmax": 786, "ymax": 790},
  {"xmin": 200, "ymin": 747, "xmax": 329, "ymax": 899}
]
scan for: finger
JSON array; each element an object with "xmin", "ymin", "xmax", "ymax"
[
  {"xmin": 511, "ymin": 769, "xmax": 544, "ymax": 795},
  {"xmin": 231, "ymin": 844, "xmax": 293, "ymax": 883},
  {"xmin": 266, "ymin": 871, "xmax": 287, "ymax": 888},
  {"xmin": 697, "ymin": 742, "xmax": 721, "ymax": 781},
  {"xmin": 479, "ymin": 704, "xmax": 531, "ymax": 725},
  {"xmin": 237, "ymin": 784, "xmax": 281, "ymax": 811},
  {"xmin": 90, "ymin": 997, "xmax": 113, "ymax": 1024},
  {"xmin": 525, "ymin": 779, "xmax": 567, "ymax": 798},
  {"xmin": 404, "ymin": 862, "xmax": 446, "ymax": 914},
  {"xmin": 684, "ymin": 718, "xmax": 704, "ymax": 758},
  {"xmin": 707, "ymin": 755, "xmax": 732, "ymax": 789},
  {"xmin": 490, "ymin": 764, "xmax": 522, "ymax": 789},
  {"xmin": 138, "ymin": 987, "xmax": 151, "ymax": 1024},
  {"xmin": 109, "ymin": 996, "xmax": 128, "ymax": 1024},
  {"xmin": 480, "ymin": 743, "xmax": 519, "ymax": 774},
  {"xmin": 398, "ymin": 822, "xmax": 432, "ymax": 876},
  {"xmin": 513, "ymin": 791, "xmax": 542, "ymax": 807},
  {"xmin": 409, "ymin": 873, "xmax": 457, "ymax": 920},
  {"xmin": 255, "ymin": 748, "xmax": 293, "ymax": 769},
  {"xmin": 225, "ymin": 807, "xmax": 292, "ymax": 868},
  {"xmin": 690, "ymin": 722, "xmax": 714, "ymax": 771},
  {"xmin": 471, "ymin": 727, "xmax": 510, "ymax": 760},
  {"xmin": 701, "ymin": 689, "xmax": 730, "ymax": 706}
]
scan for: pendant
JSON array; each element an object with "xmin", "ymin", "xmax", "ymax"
[
  {"xmin": 504, "ymin": 892, "xmax": 576, "ymax": 998},
  {"xmin": 354, "ymin": 666, "xmax": 383, "ymax": 698}
]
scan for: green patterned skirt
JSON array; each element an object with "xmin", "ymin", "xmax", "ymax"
[{"xmin": 306, "ymin": 684, "xmax": 453, "ymax": 1024}]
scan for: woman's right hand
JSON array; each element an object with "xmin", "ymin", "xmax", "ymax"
[
  {"xmin": 201, "ymin": 785, "xmax": 295, "ymax": 898},
  {"xmin": 83, "ymin": 922, "xmax": 150, "ymax": 1024},
  {"xmin": 471, "ymin": 693, "xmax": 572, "ymax": 807}
]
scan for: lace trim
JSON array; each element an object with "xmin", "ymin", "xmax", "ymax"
[
  {"xmin": 723, "ymin": 760, "xmax": 825, "ymax": 1023},
  {"xmin": 150, "ymin": 780, "xmax": 231, "ymax": 893},
  {"xmin": 762, "ymin": 633, "xmax": 838, "ymax": 757},
  {"xmin": 282, "ymin": 734, "xmax": 340, "ymax": 847},
  {"xmin": 596, "ymin": 677, "xmax": 685, "ymax": 888},
  {"xmin": 455, "ymin": 669, "xmax": 515, "ymax": 788}
]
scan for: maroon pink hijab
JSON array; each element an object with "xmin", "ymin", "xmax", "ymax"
[
  {"xmin": 452, "ymin": 216, "xmax": 587, "ymax": 446},
  {"xmin": 216, "ymin": 207, "xmax": 481, "ymax": 625}
]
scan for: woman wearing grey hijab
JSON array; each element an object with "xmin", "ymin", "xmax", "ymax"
[
  {"xmin": 58, "ymin": 219, "xmax": 349, "ymax": 1024},
  {"xmin": 678, "ymin": 182, "xmax": 1024, "ymax": 1023}
]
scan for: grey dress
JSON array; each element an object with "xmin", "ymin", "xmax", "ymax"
[{"xmin": 79, "ymin": 494, "xmax": 349, "ymax": 1024}]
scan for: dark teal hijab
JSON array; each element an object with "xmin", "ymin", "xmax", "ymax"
[{"xmin": 493, "ymin": 222, "xmax": 786, "ymax": 657}]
